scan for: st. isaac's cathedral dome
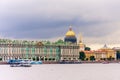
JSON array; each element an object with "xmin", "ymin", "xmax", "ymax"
[{"xmin": 64, "ymin": 27, "xmax": 77, "ymax": 43}]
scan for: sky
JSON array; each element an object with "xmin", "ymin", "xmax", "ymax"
[{"xmin": 0, "ymin": 0, "xmax": 120, "ymax": 49}]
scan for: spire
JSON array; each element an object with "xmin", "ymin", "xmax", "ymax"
[
  {"xmin": 69, "ymin": 25, "xmax": 72, "ymax": 31},
  {"xmin": 79, "ymin": 33, "xmax": 85, "ymax": 51},
  {"xmin": 79, "ymin": 33, "xmax": 82, "ymax": 43},
  {"xmin": 103, "ymin": 44, "xmax": 108, "ymax": 48}
]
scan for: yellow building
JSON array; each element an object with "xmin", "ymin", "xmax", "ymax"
[
  {"xmin": 84, "ymin": 51, "xmax": 95, "ymax": 60},
  {"xmin": 94, "ymin": 44, "xmax": 116, "ymax": 61},
  {"xmin": 81, "ymin": 44, "xmax": 116, "ymax": 61},
  {"xmin": 78, "ymin": 34, "xmax": 116, "ymax": 61}
]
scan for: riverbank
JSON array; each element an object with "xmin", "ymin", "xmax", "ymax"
[
  {"xmin": 0, "ymin": 61, "xmax": 8, "ymax": 65},
  {"xmin": 1, "ymin": 60, "xmax": 120, "ymax": 64},
  {"xmin": 42, "ymin": 60, "xmax": 120, "ymax": 64}
]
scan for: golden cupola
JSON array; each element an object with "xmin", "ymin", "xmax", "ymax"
[
  {"xmin": 64, "ymin": 26, "xmax": 77, "ymax": 43},
  {"xmin": 65, "ymin": 28, "xmax": 76, "ymax": 37}
]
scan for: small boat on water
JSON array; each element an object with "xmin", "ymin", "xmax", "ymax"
[
  {"xmin": 19, "ymin": 60, "xmax": 31, "ymax": 67},
  {"xmin": 9, "ymin": 59, "xmax": 31, "ymax": 67},
  {"xmin": 30, "ymin": 61, "xmax": 42, "ymax": 64}
]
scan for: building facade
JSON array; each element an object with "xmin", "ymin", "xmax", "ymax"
[
  {"xmin": 0, "ymin": 39, "xmax": 79, "ymax": 62},
  {"xmin": 84, "ymin": 44, "xmax": 116, "ymax": 61},
  {"xmin": 0, "ymin": 27, "xmax": 117, "ymax": 62},
  {"xmin": 94, "ymin": 44, "xmax": 116, "ymax": 61},
  {"xmin": 60, "ymin": 45, "xmax": 79, "ymax": 61}
]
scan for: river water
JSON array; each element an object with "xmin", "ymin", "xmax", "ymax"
[{"xmin": 0, "ymin": 63, "xmax": 120, "ymax": 80}]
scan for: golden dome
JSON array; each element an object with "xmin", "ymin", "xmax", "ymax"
[{"xmin": 65, "ymin": 27, "xmax": 76, "ymax": 36}]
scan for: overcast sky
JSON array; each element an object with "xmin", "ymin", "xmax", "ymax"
[{"xmin": 0, "ymin": 0, "xmax": 120, "ymax": 49}]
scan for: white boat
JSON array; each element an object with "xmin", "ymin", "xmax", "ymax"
[
  {"xmin": 20, "ymin": 60, "xmax": 31, "ymax": 67},
  {"xmin": 30, "ymin": 61, "xmax": 42, "ymax": 64},
  {"xmin": 10, "ymin": 59, "xmax": 31, "ymax": 67},
  {"xmin": 10, "ymin": 62, "xmax": 21, "ymax": 67}
]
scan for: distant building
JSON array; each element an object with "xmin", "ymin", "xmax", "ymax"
[
  {"xmin": 84, "ymin": 51, "xmax": 95, "ymax": 60},
  {"xmin": 94, "ymin": 44, "xmax": 116, "ymax": 61},
  {"xmin": 83, "ymin": 44, "xmax": 116, "ymax": 61},
  {"xmin": 0, "ymin": 39, "xmax": 79, "ymax": 62},
  {"xmin": 60, "ymin": 44, "xmax": 79, "ymax": 61}
]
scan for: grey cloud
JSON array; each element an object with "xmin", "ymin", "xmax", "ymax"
[{"xmin": 0, "ymin": 0, "xmax": 120, "ymax": 46}]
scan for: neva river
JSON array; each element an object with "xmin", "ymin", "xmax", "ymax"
[{"xmin": 0, "ymin": 64, "xmax": 120, "ymax": 80}]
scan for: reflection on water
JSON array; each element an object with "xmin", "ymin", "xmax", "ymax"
[{"xmin": 0, "ymin": 64, "xmax": 120, "ymax": 80}]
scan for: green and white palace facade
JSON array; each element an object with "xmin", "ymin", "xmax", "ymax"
[{"xmin": 0, "ymin": 39, "xmax": 79, "ymax": 62}]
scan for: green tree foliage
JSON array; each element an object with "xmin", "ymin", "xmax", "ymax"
[
  {"xmin": 49, "ymin": 58, "xmax": 51, "ymax": 61},
  {"xmin": 46, "ymin": 41, "xmax": 51, "ymax": 45},
  {"xmin": 52, "ymin": 58, "xmax": 55, "ymax": 61},
  {"xmin": 107, "ymin": 56, "xmax": 114, "ymax": 61},
  {"xmin": 45, "ymin": 58, "xmax": 48, "ymax": 61},
  {"xmin": 32, "ymin": 57, "xmax": 36, "ymax": 61},
  {"xmin": 86, "ymin": 58, "xmax": 88, "ymax": 61},
  {"xmin": 116, "ymin": 51, "xmax": 120, "ymax": 60},
  {"xmin": 55, "ymin": 39, "xmax": 64, "ymax": 45},
  {"xmin": 57, "ymin": 39, "xmax": 64, "ymax": 43},
  {"xmin": 0, "ymin": 58, "xmax": 2, "ymax": 61},
  {"xmin": 79, "ymin": 51, "xmax": 86, "ymax": 61},
  {"xmin": 36, "ymin": 57, "xmax": 39, "ymax": 61},
  {"xmin": 40, "ymin": 58, "xmax": 44, "ymax": 61},
  {"xmin": 85, "ymin": 47, "xmax": 91, "ymax": 51},
  {"xmin": 90, "ymin": 56, "xmax": 95, "ymax": 61}
]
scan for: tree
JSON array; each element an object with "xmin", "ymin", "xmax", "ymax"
[
  {"xmin": 86, "ymin": 58, "xmax": 88, "ymax": 61},
  {"xmin": 0, "ymin": 58, "xmax": 2, "ymax": 61},
  {"xmin": 116, "ymin": 51, "xmax": 120, "ymax": 60},
  {"xmin": 36, "ymin": 57, "xmax": 39, "ymax": 61},
  {"xmin": 79, "ymin": 51, "xmax": 86, "ymax": 61},
  {"xmin": 46, "ymin": 41, "xmax": 51, "ymax": 44},
  {"xmin": 49, "ymin": 58, "xmax": 51, "ymax": 61},
  {"xmin": 40, "ymin": 58, "xmax": 44, "ymax": 61},
  {"xmin": 45, "ymin": 58, "xmax": 48, "ymax": 61},
  {"xmin": 90, "ymin": 56, "xmax": 95, "ymax": 61},
  {"xmin": 55, "ymin": 39, "xmax": 64, "ymax": 45},
  {"xmin": 52, "ymin": 58, "xmax": 55, "ymax": 61},
  {"xmin": 85, "ymin": 47, "xmax": 91, "ymax": 51},
  {"xmin": 57, "ymin": 39, "xmax": 64, "ymax": 43},
  {"xmin": 107, "ymin": 56, "xmax": 114, "ymax": 61},
  {"xmin": 32, "ymin": 57, "xmax": 36, "ymax": 61}
]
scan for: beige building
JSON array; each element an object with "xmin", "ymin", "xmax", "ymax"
[
  {"xmin": 60, "ymin": 45, "xmax": 79, "ymax": 61},
  {"xmin": 84, "ymin": 51, "xmax": 95, "ymax": 60},
  {"xmin": 94, "ymin": 44, "xmax": 116, "ymax": 61}
]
